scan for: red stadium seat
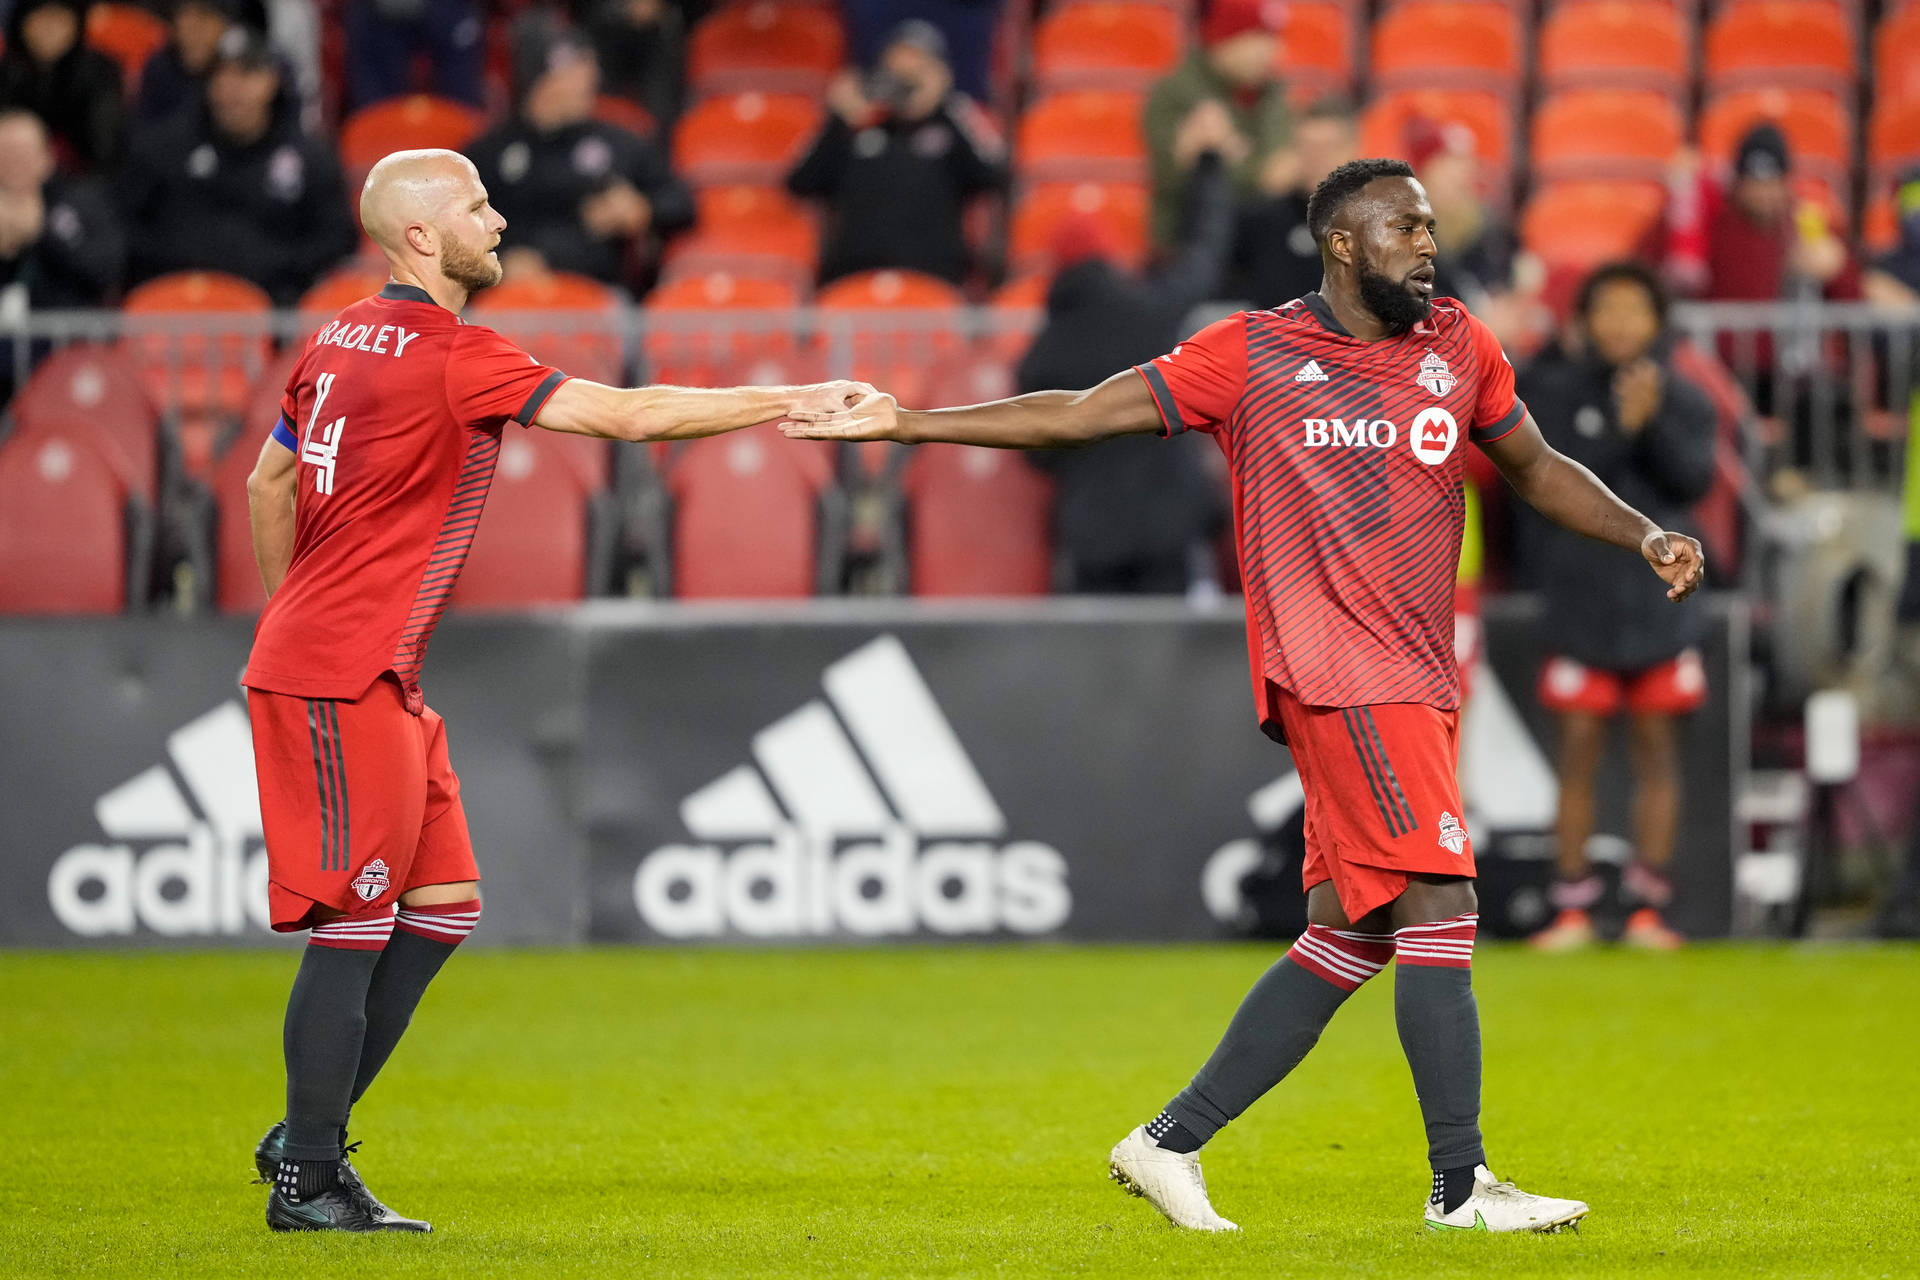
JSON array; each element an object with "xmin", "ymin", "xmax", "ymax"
[
  {"xmin": 452, "ymin": 428, "xmax": 614, "ymax": 607},
  {"xmin": 1705, "ymin": 2, "xmax": 1855, "ymax": 94},
  {"xmin": 1007, "ymin": 181, "xmax": 1149, "ymax": 275},
  {"xmin": 816, "ymin": 271, "xmax": 965, "ymax": 412},
  {"xmin": 0, "ymin": 422, "xmax": 133, "ymax": 613},
  {"xmin": 687, "ymin": 1, "xmax": 843, "ymax": 99},
  {"xmin": 664, "ymin": 423, "xmax": 836, "ymax": 597},
  {"xmin": 643, "ymin": 272, "xmax": 805, "ymax": 387},
  {"xmin": 468, "ymin": 271, "xmax": 626, "ymax": 386},
  {"xmin": 1278, "ymin": 1, "xmax": 1357, "ymax": 101},
  {"xmin": 210, "ymin": 426, "xmax": 268, "ymax": 614},
  {"xmin": 1700, "ymin": 89, "xmax": 1852, "ymax": 187},
  {"xmin": 660, "ymin": 184, "xmax": 818, "ymax": 291},
  {"xmin": 1032, "ymin": 3, "xmax": 1184, "ymax": 94},
  {"xmin": 1016, "ymin": 91, "xmax": 1148, "ymax": 184},
  {"xmin": 1531, "ymin": 91, "xmax": 1685, "ymax": 183},
  {"xmin": 1877, "ymin": 7, "xmax": 1920, "ymax": 109},
  {"xmin": 1371, "ymin": 3, "xmax": 1522, "ymax": 96},
  {"xmin": 338, "ymin": 96, "xmax": 487, "ymax": 186},
  {"xmin": 1871, "ymin": 98, "xmax": 1920, "ymax": 178},
  {"xmin": 297, "ymin": 263, "xmax": 390, "ymax": 333},
  {"xmin": 1538, "ymin": 1, "xmax": 1689, "ymax": 95},
  {"xmin": 1520, "ymin": 181, "xmax": 1666, "ymax": 273},
  {"xmin": 1864, "ymin": 191, "xmax": 1898, "ymax": 254},
  {"xmin": 983, "ymin": 274, "xmax": 1050, "ymax": 362},
  {"xmin": 901, "ymin": 445, "xmax": 1053, "ymax": 596},
  {"xmin": 121, "ymin": 271, "xmax": 273, "ymax": 475},
  {"xmin": 8, "ymin": 344, "xmax": 159, "ymax": 499},
  {"xmin": 86, "ymin": 3, "xmax": 167, "ymax": 89},
  {"xmin": 595, "ymin": 94, "xmax": 658, "ymax": 139},
  {"xmin": 1360, "ymin": 91, "xmax": 1514, "ymax": 180},
  {"xmin": 673, "ymin": 93, "xmax": 823, "ymax": 187}
]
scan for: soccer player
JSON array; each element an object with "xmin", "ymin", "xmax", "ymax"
[
  {"xmin": 241, "ymin": 148, "xmax": 869, "ymax": 1233},
  {"xmin": 787, "ymin": 159, "xmax": 1705, "ymax": 1234}
]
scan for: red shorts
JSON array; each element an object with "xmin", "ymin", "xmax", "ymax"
[
  {"xmin": 1537, "ymin": 649, "xmax": 1707, "ymax": 717},
  {"xmin": 1270, "ymin": 682, "xmax": 1476, "ymax": 923},
  {"xmin": 247, "ymin": 675, "xmax": 479, "ymax": 931}
]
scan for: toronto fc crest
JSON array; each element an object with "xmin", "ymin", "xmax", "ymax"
[
  {"xmin": 351, "ymin": 858, "xmax": 392, "ymax": 902},
  {"xmin": 1436, "ymin": 812, "xmax": 1469, "ymax": 856},
  {"xmin": 1416, "ymin": 350, "xmax": 1457, "ymax": 397}
]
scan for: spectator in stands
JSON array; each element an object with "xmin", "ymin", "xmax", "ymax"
[
  {"xmin": 1409, "ymin": 118, "xmax": 1514, "ymax": 310},
  {"xmin": 571, "ymin": 0, "xmax": 685, "ymax": 128},
  {"xmin": 1143, "ymin": 0, "xmax": 1291, "ymax": 254},
  {"xmin": 1516, "ymin": 262, "xmax": 1716, "ymax": 953},
  {"xmin": 121, "ymin": 28, "xmax": 355, "ymax": 304},
  {"xmin": 1021, "ymin": 147, "xmax": 1232, "ymax": 594},
  {"xmin": 787, "ymin": 19, "xmax": 1006, "ymax": 286},
  {"xmin": 1864, "ymin": 166, "xmax": 1920, "ymax": 306},
  {"xmin": 0, "ymin": 108, "xmax": 121, "ymax": 311},
  {"xmin": 1232, "ymin": 97, "xmax": 1357, "ymax": 307},
  {"xmin": 842, "ymin": 0, "xmax": 1001, "ymax": 104},
  {"xmin": 466, "ymin": 14, "xmax": 694, "ymax": 289},
  {"xmin": 0, "ymin": 0, "xmax": 125, "ymax": 172},
  {"xmin": 136, "ymin": 0, "xmax": 256, "ymax": 129},
  {"xmin": 343, "ymin": 0, "xmax": 483, "ymax": 110}
]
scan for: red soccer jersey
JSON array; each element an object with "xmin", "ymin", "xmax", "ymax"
[
  {"xmin": 243, "ymin": 282, "xmax": 570, "ymax": 713},
  {"xmin": 1133, "ymin": 294, "xmax": 1525, "ymax": 728}
]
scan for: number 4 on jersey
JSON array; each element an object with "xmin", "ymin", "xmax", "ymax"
[{"xmin": 300, "ymin": 371, "xmax": 347, "ymax": 496}]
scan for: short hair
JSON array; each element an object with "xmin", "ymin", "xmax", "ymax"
[
  {"xmin": 1576, "ymin": 259, "xmax": 1669, "ymax": 327},
  {"xmin": 1306, "ymin": 157, "xmax": 1416, "ymax": 247}
]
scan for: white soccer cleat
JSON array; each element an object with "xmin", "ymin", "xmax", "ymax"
[
  {"xmin": 1424, "ymin": 1165, "xmax": 1590, "ymax": 1233},
  {"xmin": 1107, "ymin": 1126, "xmax": 1239, "ymax": 1232}
]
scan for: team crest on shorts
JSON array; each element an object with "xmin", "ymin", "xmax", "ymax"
[
  {"xmin": 350, "ymin": 858, "xmax": 392, "ymax": 902},
  {"xmin": 1416, "ymin": 350, "xmax": 1457, "ymax": 397},
  {"xmin": 1436, "ymin": 812, "xmax": 1469, "ymax": 856}
]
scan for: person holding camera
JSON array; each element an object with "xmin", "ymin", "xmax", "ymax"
[{"xmin": 786, "ymin": 19, "xmax": 1006, "ymax": 287}]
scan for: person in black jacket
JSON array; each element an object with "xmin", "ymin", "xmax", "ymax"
[
  {"xmin": 1516, "ymin": 261, "xmax": 1716, "ymax": 952},
  {"xmin": 134, "ymin": 0, "xmax": 267, "ymax": 130},
  {"xmin": 787, "ymin": 19, "xmax": 1006, "ymax": 286},
  {"xmin": 0, "ymin": 0, "xmax": 124, "ymax": 172},
  {"xmin": 1018, "ymin": 144, "xmax": 1233, "ymax": 593},
  {"xmin": 120, "ymin": 28, "xmax": 355, "ymax": 304},
  {"xmin": 466, "ymin": 13, "xmax": 694, "ymax": 289},
  {"xmin": 1233, "ymin": 98, "xmax": 1358, "ymax": 308}
]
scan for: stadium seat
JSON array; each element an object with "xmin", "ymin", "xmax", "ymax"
[
  {"xmin": 594, "ymin": 95, "xmax": 658, "ymax": 139},
  {"xmin": 687, "ymin": 1, "xmax": 843, "ymax": 99},
  {"xmin": 1870, "ymin": 98, "xmax": 1920, "ymax": 178},
  {"xmin": 1370, "ymin": 2, "xmax": 1522, "ymax": 97},
  {"xmin": 983, "ymin": 274, "xmax": 1050, "ymax": 362},
  {"xmin": 1520, "ymin": 181, "xmax": 1666, "ymax": 272},
  {"xmin": 1538, "ymin": 1, "xmax": 1689, "ymax": 96},
  {"xmin": 7, "ymin": 344, "xmax": 159, "ymax": 500},
  {"xmin": 120, "ymin": 272, "xmax": 273, "ymax": 475},
  {"xmin": 469, "ymin": 271, "xmax": 627, "ymax": 386},
  {"xmin": 900, "ymin": 445, "xmax": 1053, "ymax": 596},
  {"xmin": 209, "ymin": 425, "xmax": 267, "ymax": 614},
  {"xmin": 1359, "ymin": 91, "xmax": 1514, "ymax": 181},
  {"xmin": 1007, "ymin": 181, "xmax": 1149, "ymax": 275},
  {"xmin": 296, "ymin": 263, "xmax": 390, "ymax": 332},
  {"xmin": 0, "ymin": 421, "xmax": 143, "ymax": 613},
  {"xmin": 664, "ymin": 423, "xmax": 838, "ymax": 597},
  {"xmin": 85, "ymin": 3, "xmax": 168, "ymax": 89},
  {"xmin": 644, "ymin": 272, "xmax": 805, "ymax": 388},
  {"xmin": 1700, "ymin": 89, "xmax": 1852, "ymax": 188},
  {"xmin": 1277, "ymin": 1, "xmax": 1357, "ymax": 102},
  {"xmin": 660, "ymin": 185, "xmax": 818, "ymax": 291},
  {"xmin": 673, "ymin": 93, "xmax": 823, "ymax": 187},
  {"xmin": 1015, "ymin": 91, "xmax": 1148, "ymax": 184},
  {"xmin": 1876, "ymin": 7, "xmax": 1920, "ymax": 109},
  {"xmin": 816, "ymin": 271, "xmax": 966, "ymax": 412},
  {"xmin": 338, "ymin": 96, "xmax": 487, "ymax": 186},
  {"xmin": 1531, "ymin": 91, "xmax": 1685, "ymax": 184},
  {"xmin": 1705, "ymin": 2, "xmax": 1855, "ymax": 94},
  {"xmin": 453, "ymin": 428, "xmax": 616, "ymax": 607},
  {"xmin": 1864, "ymin": 191, "xmax": 1898, "ymax": 254},
  {"xmin": 1031, "ymin": 3, "xmax": 1184, "ymax": 94}
]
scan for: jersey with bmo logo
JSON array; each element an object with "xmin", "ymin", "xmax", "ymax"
[
  {"xmin": 1134, "ymin": 293, "xmax": 1525, "ymax": 721},
  {"xmin": 242, "ymin": 282, "xmax": 569, "ymax": 714}
]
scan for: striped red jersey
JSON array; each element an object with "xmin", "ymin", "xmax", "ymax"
[
  {"xmin": 243, "ymin": 282, "xmax": 569, "ymax": 714},
  {"xmin": 1133, "ymin": 293, "xmax": 1525, "ymax": 729}
]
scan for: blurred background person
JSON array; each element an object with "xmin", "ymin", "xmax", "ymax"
[
  {"xmin": 1231, "ymin": 96, "xmax": 1357, "ymax": 308},
  {"xmin": 840, "ymin": 0, "xmax": 1001, "ymax": 104},
  {"xmin": 343, "ymin": 0, "xmax": 483, "ymax": 110},
  {"xmin": 0, "ymin": 0, "xmax": 124, "ymax": 172},
  {"xmin": 467, "ymin": 14, "xmax": 693, "ymax": 290},
  {"xmin": 1863, "ymin": 166, "xmax": 1920, "ymax": 307},
  {"xmin": 787, "ymin": 19, "xmax": 1005, "ymax": 286},
  {"xmin": 1409, "ymin": 118, "xmax": 1514, "ymax": 312},
  {"xmin": 1144, "ymin": 0, "xmax": 1290, "ymax": 255},
  {"xmin": 0, "ymin": 108, "xmax": 120, "ymax": 311},
  {"xmin": 135, "ymin": 0, "xmax": 256, "ymax": 129},
  {"xmin": 1516, "ymin": 262, "xmax": 1717, "ymax": 952},
  {"xmin": 120, "ymin": 28, "xmax": 353, "ymax": 305},
  {"xmin": 1021, "ymin": 139, "xmax": 1232, "ymax": 594},
  {"xmin": 570, "ymin": 0, "xmax": 685, "ymax": 130}
]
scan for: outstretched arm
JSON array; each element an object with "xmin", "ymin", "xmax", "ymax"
[
  {"xmin": 246, "ymin": 431, "xmax": 299, "ymax": 599},
  {"xmin": 782, "ymin": 369, "xmax": 1165, "ymax": 449},
  {"xmin": 1481, "ymin": 412, "xmax": 1706, "ymax": 601},
  {"xmin": 534, "ymin": 378, "xmax": 873, "ymax": 444}
]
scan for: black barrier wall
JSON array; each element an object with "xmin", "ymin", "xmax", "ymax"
[{"xmin": 0, "ymin": 598, "xmax": 1744, "ymax": 946}]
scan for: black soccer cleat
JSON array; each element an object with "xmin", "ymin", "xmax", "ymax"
[
  {"xmin": 255, "ymin": 1121, "xmax": 431, "ymax": 1232},
  {"xmin": 265, "ymin": 1181, "xmax": 432, "ymax": 1233}
]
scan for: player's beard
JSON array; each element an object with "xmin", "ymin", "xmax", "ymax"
[
  {"xmin": 1355, "ymin": 255, "xmax": 1432, "ymax": 334},
  {"xmin": 441, "ymin": 236, "xmax": 503, "ymax": 294}
]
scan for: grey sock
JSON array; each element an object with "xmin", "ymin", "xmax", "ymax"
[
  {"xmin": 282, "ymin": 942, "xmax": 382, "ymax": 1160},
  {"xmin": 1394, "ymin": 963, "xmax": 1488, "ymax": 1173},
  {"xmin": 1163, "ymin": 953, "xmax": 1357, "ymax": 1146},
  {"xmin": 351, "ymin": 929, "xmax": 462, "ymax": 1104}
]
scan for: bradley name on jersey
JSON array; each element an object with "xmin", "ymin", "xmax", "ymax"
[{"xmin": 311, "ymin": 318, "xmax": 425, "ymax": 359}]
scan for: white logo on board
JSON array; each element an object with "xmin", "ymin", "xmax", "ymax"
[{"xmin": 1410, "ymin": 406, "xmax": 1458, "ymax": 465}]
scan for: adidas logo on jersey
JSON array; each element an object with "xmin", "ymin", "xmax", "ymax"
[
  {"xmin": 633, "ymin": 635, "xmax": 1071, "ymax": 940},
  {"xmin": 46, "ymin": 702, "xmax": 272, "ymax": 937},
  {"xmin": 1294, "ymin": 360, "xmax": 1329, "ymax": 382}
]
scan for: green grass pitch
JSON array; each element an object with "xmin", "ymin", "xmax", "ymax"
[{"xmin": 4, "ymin": 944, "xmax": 1917, "ymax": 1278}]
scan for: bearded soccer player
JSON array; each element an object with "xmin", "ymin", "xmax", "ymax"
[
  {"xmin": 788, "ymin": 159, "xmax": 1705, "ymax": 1233},
  {"xmin": 242, "ymin": 148, "xmax": 868, "ymax": 1233}
]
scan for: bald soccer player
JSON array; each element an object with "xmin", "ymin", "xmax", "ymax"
[{"xmin": 243, "ymin": 149, "xmax": 871, "ymax": 1233}]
